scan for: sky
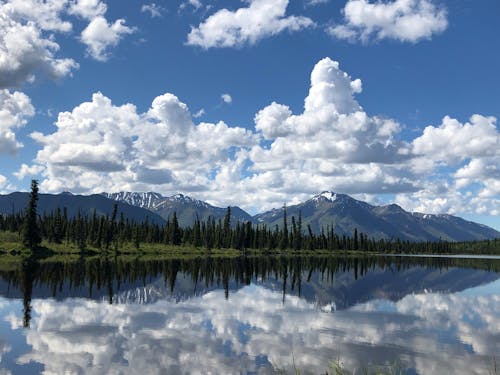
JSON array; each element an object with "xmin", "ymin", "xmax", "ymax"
[{"xmin": 0, "ymin": 0, "xmax": 499, "ymax": 229}]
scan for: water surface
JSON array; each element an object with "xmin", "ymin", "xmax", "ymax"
[{"xmin": 0, "ymin": 255, "xmax": 498, "ymax": 374}]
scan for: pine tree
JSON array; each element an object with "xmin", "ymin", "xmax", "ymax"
[
  {"xmin": 53, "ymin": 207, "xmax": 63, "ymax": 244},
  {"xmin": 280, "ymin": 203, "xmax": 288, "ymax": 250},
  {"xmin": 171, "ymin": 212, "xmax": 181, "ymax": 245},
  {"xmin": 223, "ymin": 207, "xmax": 231, "ymax": 248},
  {"xmin": 21, "ymin": 180, "xmax": 41, "ymax": 251}
]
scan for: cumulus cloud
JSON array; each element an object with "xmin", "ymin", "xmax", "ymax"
[
  {"xmin": 80, "ymin": 16, "xmax": 135, "ymax": 61},
  {"xmin": 412, "ymin": 115, "xmax": 499, "ymax": 167},
  {"xmin": 23, "ymin": 56, "xmax": 499, "ymax": 218},
  {"xmin": 221, "ymin": 93, "xmax": 232, "ymax": 104},
  {"xmin": 30, "ymin": 91, "xmax": 257, "ymax": 194},
  {"xmin": 68, "ymin": 0, "xmax": 134, "ymax": 61},
  {"xmin": 0, "ymin": 5, "xmax": 78, "ymax": 88},
  {"xmin": 68, "ymin": 0, "xmax": 107, "ymax": 20},
  {"xmin": 141, "ymin": 3, "xmax": 164, "ymax": 18},
  {"xmin": 236, "ymin": 57, "xmax": 414, "ymax": 210},
  {"xmin": 2, "ymin": 0, "xmax": 72, "ymax": 32},
  {"xmin": 0, "ymin": 89, "xmax": 34, "ymax": 154},
  {"xmin": 329, "ymin": 0, "xmax": 448, "ymax": 43},
  {"xmin": 399, "ymin": 115, "xmax": 500, "ymax": 215},
  {"xmin": 186, "ymin": 0, "xmax": 314, "ymax": 48},
  {"xmin": 0, "ymin": 0, "xmax": 134, "ymax": 89},
  {"xmin": 14, "ymin": 163, "xmax": 45, "ymax": 180}
]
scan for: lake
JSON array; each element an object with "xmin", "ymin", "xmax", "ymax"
[{"xmin": 0, "ymin": 255, "xmax": 499, "ymax": 374}]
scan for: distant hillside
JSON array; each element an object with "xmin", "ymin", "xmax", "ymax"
[
  {"xmin": 2, "ymin": 190, "xmax": 498, "ymax": 242},
  {"xmin": 254, "ymin": 191, "xmax": 500, "ymax": 242},
  {"xmin": 102, "ymin": 192, "xmax": 253, "ymax": 227},
  {"xmin": 0, "ymin": 192, "xmax": 165, "ymax": 225}
]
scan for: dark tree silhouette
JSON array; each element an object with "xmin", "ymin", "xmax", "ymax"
[{"xmin": 21, "ymin": 180, "xmax": 41, "ymax": 251}]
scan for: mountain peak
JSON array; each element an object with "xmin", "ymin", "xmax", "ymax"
[
  {"xmin": 103, "ymin": 191, "xmax": 165, "ymax": 210},
  {"xmin": 313, "ymin": 191, "xmax": 338, "ymax": 202}
]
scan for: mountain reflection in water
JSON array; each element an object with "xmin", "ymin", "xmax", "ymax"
[{"xmin": 0, "ymin": 255, "xmax": 498, "ymax": 374}]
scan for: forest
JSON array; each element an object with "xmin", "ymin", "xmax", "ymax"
[{"xmin": 1, "ymin": 181, "xmax": 499, "ymax": 256}]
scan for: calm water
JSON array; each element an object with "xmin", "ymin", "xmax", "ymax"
[{"xmin": 0, "ymin": 255, "xmax": 499, "ymax": 374}]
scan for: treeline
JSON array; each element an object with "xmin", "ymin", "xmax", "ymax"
[
  {"xmin": 1, "ymin": 203, "xmax": 498, "ymax": 254},
  {"xmin": 4, "ymin": 255, "xmax": 500, "ymax": 327},
  {"xmin": 5, "ymin": 255, "xmax": 499, "ymax": 299}
]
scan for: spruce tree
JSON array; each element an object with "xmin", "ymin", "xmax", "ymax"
[
  {"xmin": 280, "ymin": 203, "xmax": 288, "ymax": 250},
  {"xmin": 171, "ymin": 212, "xmax": 181, "ymax": 245},
  {"xmin": 223, "ymin": 207, "xmax": 231, "ymax": 248},
  {"xmin": 22, "ymin": 180, "xmax": 41, "ymax": 251}
]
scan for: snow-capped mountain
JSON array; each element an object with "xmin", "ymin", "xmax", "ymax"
[
  {"xmin": 102, "ymin": 191, "xmax": 165, "ymax": 210},
  {"xmin": 254, "ymin": 191, "xmax": 500, "ymax": 241},
  {"xmin": 102, "ymin": 192, "xmax": 253, "ymax": 227},
  {"xmin": 0, "ymin": 192, "xmax": 165, "ymax": 224}
]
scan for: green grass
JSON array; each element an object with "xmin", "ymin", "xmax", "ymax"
[
  {"xmin": 273, "ymin": 356, "xmax": 500, "ymax": 375},
  {"xmin": 273, "ymin": 358, "xmax": 406, "ymax": 375},
  {"xmin": 1, "ymin": 229, "xmax": 499, "ymax": 260}
]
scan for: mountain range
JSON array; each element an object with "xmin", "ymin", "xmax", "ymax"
[
  {"xmin": 102, "ymin": 192, "xmax": 253, "ymax": 227},
  {"xmin": 0, "ymin": 192, "xmax": 165, "ymax": 225},
  {"xmin": 254, "ymin": 191, "xmax": 499, "ymax": 242},
  {"xmin": 0, "ymin": 190, "xmax": 498, "ymax": 242}
]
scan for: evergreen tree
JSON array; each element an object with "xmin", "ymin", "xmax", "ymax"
[
  {"xmin": 223, "ymin": 207, "xmax": 231, "ymax": 248},
  {"xmin": 21, "ymin": 180, "xmax": 41, "ymax": 251},
  {"xmin": 297, "ymin": 210, "xmax": 302, "ymax": 250},
  {"xmin": 53, "ymin": 207, "xmax": 63, "ymax": 244},
  {"xmin": 171, "ymin": 212, "xmax": 181, "ymax": 245},
  {"xmin": 280, "ymin": 203, "xmax": 288, "ymax": 250},
  {"xmin": 76, "ymin": 210, "xmax": 86, "ymax": 253}
]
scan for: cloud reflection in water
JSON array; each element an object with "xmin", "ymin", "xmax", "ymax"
[{"xmin": 2, "ymin": 280, "xmax": 496, "ymax": 375}]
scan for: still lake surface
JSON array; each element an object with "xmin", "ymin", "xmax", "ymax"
[{"xmin": 0, "ymin": 255, "xmax": 498, "ymax": 374}]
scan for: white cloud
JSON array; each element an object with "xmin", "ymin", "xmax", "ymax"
[
  {"xmin": 221, "ymin": 93, "xmax": 232, "ymax": 104},
  {"xmin": 329, "ymin": 0, "xmax": 448, "ymax": 43},
  {"xmin": 179, "ymin": 0, "xmax": 202, "ymax": 12},
  {"xmin": 403, "ymin": 114, "xmax": 500, "ymax": 215},
  {"xmin": 68, "ymin": 0, "xmax": 107, "ymax": 20},
  {"xmin": 0, "ymin": 174, "xmax": 7, "ymax": 188},
  {"xmin": 0, "ymin": 0, "xmax": 133, "ymax": 88},
  {"xmin": 239, "ymin": 57, "xmax": 413, "ymax": 210},
  {"xmin": 30, "ymin": 91, "xmax": 257, "ymax": 194},
  {"xmin": 0, "ymin": 89, "xmax": 34, "ymax": 154},
  {"xmin": 23, "ymin": 57, "xmax": 500, "ymax": 219},
  {"xmin": 186, "ymin": 0, "xmax": 314, "ymax": 49},
  {"xmin": 80, "ymin": 16, "xmax": 135, "ymax": 61},
  {"xmin": 0, "ymin": 173, "xmax": 16, "ymax": 193},
  {"xmin": 193, "ymin": 108, "xmax": 205, "ymax": 118},
  {"xmin": 13, "ymin": 163, "xmax": 44, "ymax": 180},
  {"xmin": 9, "ymin": 281, "xmax": 500, "ymax": 375},
  {"xmin": 141, "ymin": 3, "xmax": 164, "ymax": 18},
  {"xmin": 412, "ymin": 115, "xmax": 499, "ymax": 167},
  {"xmin": 306, "ymin": 0, "xmax": 329, "ymax": 6},
  {"xmin": 2, "ymin": 0, "xmax": 72, "ymax": 32},
  {"xmin": 0, "ymin": 5, "xmax": 79, "ymax": 88}
]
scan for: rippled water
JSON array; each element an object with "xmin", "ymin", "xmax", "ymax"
[{"xmin": 0, "ymin": 255, "xmax": 499, "ymax": 374}]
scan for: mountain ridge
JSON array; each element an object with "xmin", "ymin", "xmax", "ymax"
[
  {"xmin": 255, "ymin": 191, "xmax": 499, "ymax": 241},
  {"xmin": 0, "ymin": 192, "xmax": 165, "ymax": 225},
  {"xmin": 102, "ymin": 191, "xmax": 253, "ymax": 228},
  {"xmin": 0, "ymin": 190, "xmax": 498, "ymax": 242}
]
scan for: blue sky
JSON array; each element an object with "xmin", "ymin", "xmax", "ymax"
[{"xmin": 0, "ymin": 0, "xmax": 498, "ymax": 229}]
